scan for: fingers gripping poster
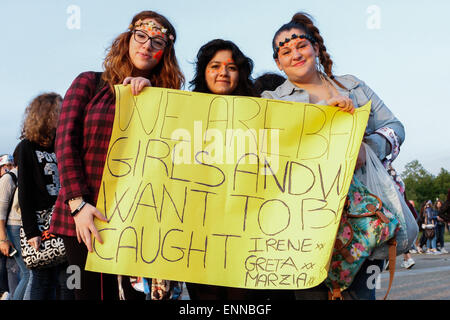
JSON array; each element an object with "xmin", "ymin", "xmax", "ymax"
[{"xmin": 85, "ymin": 86, "xmax": 370, "ymax": 290}]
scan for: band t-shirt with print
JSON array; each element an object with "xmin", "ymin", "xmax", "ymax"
[{"xmin": 16, "ymin": 139, "xmax": 60, "ymax": 239}]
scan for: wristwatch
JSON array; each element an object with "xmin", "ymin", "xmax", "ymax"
[{"xmin": 70, "ymin": 200, "xmax": 87, "ymax": 217}]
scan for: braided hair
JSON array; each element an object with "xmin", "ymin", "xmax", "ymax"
[{"xmin": 272, "ymin": 12, "xmax": 345, "ymax": 88}]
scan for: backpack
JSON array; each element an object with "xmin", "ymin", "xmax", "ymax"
[
  {"xmin": 4, "ymin": 171, "xmax": 17, "ymax": 220},
  {"xmin": 325, "ymin": 177, "xmax": 400, "ymax": 300}
]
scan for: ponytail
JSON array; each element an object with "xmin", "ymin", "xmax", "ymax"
[{"xmin": 290, "ymin": 13, "xmax": 333, "ymax": 78}]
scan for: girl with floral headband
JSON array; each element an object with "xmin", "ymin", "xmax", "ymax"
[
  {"xmin": 262, "ymin": 12, "xmax": 406, "ymax": 300},
  {"xmin": 49, "ymin": 10, "xmax": 185, "ymax": 300}
]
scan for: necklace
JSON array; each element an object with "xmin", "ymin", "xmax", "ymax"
[{"xmin": 319, "ymin": 72, "xmax": 337, "ymax": 99}]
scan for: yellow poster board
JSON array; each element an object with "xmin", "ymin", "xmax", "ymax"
[{"xmin": 85, "ymin": 85, "xmax": 370, "ymax": 290}]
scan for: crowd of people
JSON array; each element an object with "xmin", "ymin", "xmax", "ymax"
[
  {"xmin": 0, "ymin": 9, "xmax": 447, "ymax": 301},
  {"xmin": 411, "ymin": 199, "xmax": 449, "ymax": 255},
  {"xmin": 394, "ymin": 197, "xmax": 449, "ymax": 271}
]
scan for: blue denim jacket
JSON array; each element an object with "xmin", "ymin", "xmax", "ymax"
[{"xmin": 261, "ymin": 74, "xmax": 405, "ymax": 160}]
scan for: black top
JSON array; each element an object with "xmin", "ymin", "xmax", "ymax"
[
  {"xmin": 439, "ymin": 200, "xmax": 450, "ymax": 222},
  {"xmin": 16, "ymin": 139, "xmax": 60, "ymax": 239}
]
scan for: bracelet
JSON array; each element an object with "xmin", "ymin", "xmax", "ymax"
[
  {"xmin": 0, "ymin": 239, "xmax": 8, "ymax": 243},
  {"xmin": 70, "ymin": 200, "xmax": 87, "ymax": 217}
]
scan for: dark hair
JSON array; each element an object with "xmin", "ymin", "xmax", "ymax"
[
  {"xmin": 434, "ymin": 199, "xmax": 443, "ymax": 209},
  {"xmin": 13, "ymin": 145, "xmax": 19, "ymax": 167},
  {"xmin": 254, "ymin": 72, "xmax": 286, "ymax": 95},
  {"xmin": 420, "ymin": 200, "xmax": 429, "ymax": 217},
  {"xmin": 189, "ymin": 39, "xmax": 256, "ymax": 96},
  {"xmin": 272, "ymin": 12, "xmax": 336, "ymax": 80}
]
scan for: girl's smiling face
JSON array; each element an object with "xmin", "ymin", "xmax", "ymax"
[
  {"xmin": 205, "ymin": 50, "xmax": 239, "ymax": 95},
  {"xmin": 274, "ymin": 28, "xmax": 319, "ymax": 82}
]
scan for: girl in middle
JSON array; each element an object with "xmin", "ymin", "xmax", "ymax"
[
  {"xmin": 186, "ymin": 39, "xmax": 257, "ymax": 300},
  {"xmin": 190, "ymin": 39, "xmax": 256, "ymax": 97}
]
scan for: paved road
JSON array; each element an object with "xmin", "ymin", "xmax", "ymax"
[
  {"xmin": 179, "ymin": 244, "xmax": 450, "ymax": 300},
  {"xmin": 377, "ymin": 244, "xmax": 450, "ymax": 300}
]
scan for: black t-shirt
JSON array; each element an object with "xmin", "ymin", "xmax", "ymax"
[{"xmin": 16, "ymin": 139, "xmax": 60, "ymax": 239}]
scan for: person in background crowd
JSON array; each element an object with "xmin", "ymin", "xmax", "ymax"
[
  {"xmin": 400, "ymin": 196, "xmax": 417, "ymax": 268},
  {"xmin": 0, "ymin": 155, "xmax": 16, "ymax": 300},
  {"xmin": 423, "ymin": 200, "xmax": 439, "ymax": 255},
  {"xmin": 49, "ymin": 10, "xmax": 185, "ymax": 300},
  {"xmin": 434, "ymin": 199, "xmax": 447, "ymax": 253},
  {"xmin": 0, "ymin": 155, "xmax": 14, "ymax": 177},
  {"xmin": 438, "ymin": 189, "xmax": 450, "ymax": 216},
  {"xmin": 185, "ymin": 38, "xmax": 260, "ymax": 300},
  {"xmin": 408, "ymin": 199, "xmax": 420, "ymax": 254},
  {"xmin": 15, "ymin": 92, "xmax": 73, "ymax": 300},
  {"xmin": 262, "ymin": 12, "xmax": 405, "ymax": 300},
  {"xmin": 438, "ymin": 189, "xmax": 450, "ymax": 230},
  {"xmin": 254, "ymin": 72, "xmax": 286, "ymax": 96},
  {"xmin": 0, "ymin": 151, "xmax": 31, "ymax": 300},
  {"xmin": 0, "ymin": 154, "xmax": 16, "ymax": 300},
  {"xmin": 416, "ymin": 201, "xmax": 428, "ymax": 253}
]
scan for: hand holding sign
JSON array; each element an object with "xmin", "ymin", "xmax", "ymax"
[
  {"xmin": 74, "ymin": 202, "xmax": 108, "ymax": 252},
  {"xmin": 86, "ymin": 86, "xmax": 370, "ymax": 289}
]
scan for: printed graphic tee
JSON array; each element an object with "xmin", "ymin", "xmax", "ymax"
[{"xmin": 15, "ymin": 139, "xmax": 60, "ymax": 239}]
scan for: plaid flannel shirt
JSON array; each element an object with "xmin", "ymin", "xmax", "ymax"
[{"xmin": 50, "ymin": 71, "xmax": 115, "ymax": 237}]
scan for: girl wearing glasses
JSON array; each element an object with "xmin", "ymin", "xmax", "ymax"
[{"xmin": 49, "ymin": 10, "xmax": 184, "ymax": 300}]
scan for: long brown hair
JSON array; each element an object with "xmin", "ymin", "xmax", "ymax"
[
  {"xmin": 272, "ymin": 12, "xmax": 345, "ymax": 89},
  {"xmin": 434, "ymin": 199, "xmax": 443, "ymax": 210},
  {"xmin": 21, "ymin": 93, "xmax": 62, "ymax": 148},
  {"xmin": 102, "ymin": 10, "xmax": 185, "ymax": 91}
]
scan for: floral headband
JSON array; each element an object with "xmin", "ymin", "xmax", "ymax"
[
  {"xmin": 129, "ymin": 19, "xmax": 174, "ymax": 41},
  {"xmin": 273, "ymin": 33, "xmax": 316, "ymax": 58}
]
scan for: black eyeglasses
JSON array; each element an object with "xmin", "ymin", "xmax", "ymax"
[{"xmin": 132, "ymin": 30, "xmax": 167, "ymax": 50}]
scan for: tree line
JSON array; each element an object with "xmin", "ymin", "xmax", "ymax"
[{"xmin": 401, "ymin": 160, "xmax": 450, "ymax": 210}]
